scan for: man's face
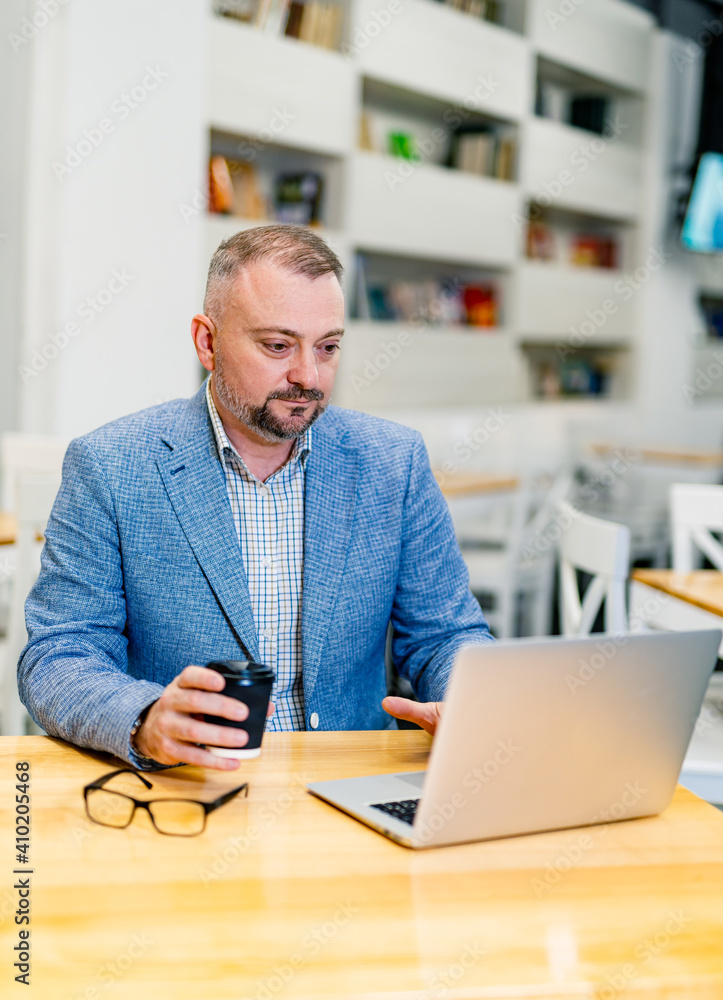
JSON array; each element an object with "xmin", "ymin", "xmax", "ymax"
[{"xmin": 211, "ymin": 261, "xmax": 345, "ymax": 442}]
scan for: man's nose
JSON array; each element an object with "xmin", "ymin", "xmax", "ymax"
[{"xmin": 286, "ymin": 348, "xmax": 319, "ymax": 389}]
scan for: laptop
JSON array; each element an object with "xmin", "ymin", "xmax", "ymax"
[{"xmin": 307, "ymin": 630, "xmax": 722, "ymax": 849}]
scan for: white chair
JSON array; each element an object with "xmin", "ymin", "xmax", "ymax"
[
  {"xmin": 0, "ymin": 433, "xmax": 68, "ymax": 637},
  {"xmin": 460, "ymin": 469, "xmax": 572, "ymax": 638},
  {"xmin": 0, "ymin": 475, "xmax": 60, "ymax": 735},
  {"xmin": 556, "ymin": 501, "xmax": 630, "ymax": 636},
  {"xmin": 670, "ymin": 483, "xmax": 723, "ymax": 572}
]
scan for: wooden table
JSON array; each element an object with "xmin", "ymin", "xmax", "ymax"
[
  {"xmin": 631, "ymin": 568, "xmax": 723, "ymax": 620},
  {"xmin": 433, "ymin": 471, "xmax": 518, "ymax": 498},
  {"xmin": 590, "ymin": 444, "xmax": 723, "ymax": 468},
  {"xmin": 2, "ymin": 732, "xmax": 723, "ymax": 998},
  {"xmin": 0, "ymin": 511, "xmax": 17, "ymax": 546}
]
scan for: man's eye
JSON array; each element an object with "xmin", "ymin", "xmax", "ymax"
[
  {"xmin": 268, "ymin": 343, "xmax": 288, "ymax": 352},
  {"xmin": 322, "ymin": 343, "xmax": 340, "ymax": 353}
]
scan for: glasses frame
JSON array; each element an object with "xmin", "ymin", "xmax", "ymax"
[{"xmin": 83, "ymin": 768, "xmax": 248, "ymax": 837}]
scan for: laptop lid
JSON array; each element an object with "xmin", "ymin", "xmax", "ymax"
[{"xmin": 411, "ymin": 630, "xmax": 721, "ymax": 848}]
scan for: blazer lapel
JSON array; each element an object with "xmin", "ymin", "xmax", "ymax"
[
  {"xmin": 156, "ymin": 384, "xmax": 260, "ymax": 662},
  {"xmin": 302, "ymin": 415, "xmax": 359, "ymax": 701}
]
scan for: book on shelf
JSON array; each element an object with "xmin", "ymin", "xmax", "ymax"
[
  {"xmin": 274, "ymin": 172, "xmax": 324, "ymax": 226},
  {"xmin": 526, "ymin": 222, "xmax": 556, "ymax": 261},
  {"xmin": 211, "ymin": 156, "xmax": 321, "ymax": 222},
  {"xmin": 355, "ymin": 261, "xmax": 497, "ymax": 326},
  {"xmin": 536, "ymin": 81, "xmax": 610, "ymax": 136},
  {"xmin": 213, "ymin": 0, "xmax": 342, "ymax": 50},
  {"xmin": 569, "ymin": 234, "xmax": 617, "ymax": 268},
  {"xmin": 449, "ymin": 126, "xmax": 515, "ymax": 181},
  {"xmin": 431, "ymin": 0, "xmax": 501, "ymax": 25}
]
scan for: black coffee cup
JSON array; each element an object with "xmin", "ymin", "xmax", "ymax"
[{"xmin": 203, "ymin": 660, "xmax": 275, "ymax": 759}]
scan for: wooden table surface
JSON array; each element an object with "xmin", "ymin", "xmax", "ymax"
[
  {"xmin": 0, "ymin": 511, "xmax": 17, "ymax": 546},
  {"xmin": 2, "ymin": 732, "xmax": 723, "ymax": 999},
  {"xmin": 632, "ymin": 568, "xmax": 723, "ymax": 619},
  {"xmin": 434, "ymin": 471, "xmax": 519, "ymax": 498},
  {"xmin": 590, "ymin": 444, "xmax": 723, "ymax": 467}
]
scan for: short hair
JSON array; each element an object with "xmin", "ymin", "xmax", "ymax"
[{"xmin": 203, "ymin": 224, "xmax": 344, "ymax": 322}]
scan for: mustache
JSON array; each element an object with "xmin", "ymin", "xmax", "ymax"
[{"xmin": 267, "ymin": 388, "xmax": 324, "ymax": 403}]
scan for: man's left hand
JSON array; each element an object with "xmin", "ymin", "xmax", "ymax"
[{"xmin": 382, "ymin": 696, "xmax": 442, "ymax": 735}]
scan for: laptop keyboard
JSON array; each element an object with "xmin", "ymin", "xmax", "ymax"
[{"xmin": 370, "ymin": 798, "xmax": 420, "ymax": 826}]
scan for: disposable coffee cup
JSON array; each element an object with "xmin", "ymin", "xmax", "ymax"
[{"xmin": 203, "ymin": 660, "xmax": 275, "ymax": 759}]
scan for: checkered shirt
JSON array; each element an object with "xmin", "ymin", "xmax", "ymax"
[{"xmin": 206, "ymin": 382, "xmax": 310, "ymax": 730}]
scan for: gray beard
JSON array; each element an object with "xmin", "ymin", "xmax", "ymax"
[{"xmin": 214, "ymin": 365, "xmax": 325, "ymax": 443}]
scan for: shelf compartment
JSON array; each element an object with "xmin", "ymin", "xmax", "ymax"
[
  {"xmin": 352, "ymin": 0, "xmax": 531, "ymax": 123},
  {"xmin": 333, "ymin": 321, "xmax": 523, "ymax": 408},
  {"xmin": 528, "ymin": 0, "xmax": 654, "ymax": 95},
  {"xmin": 514, "ymin": 262, "xmax": 635, "ymax": 341},
  {"xmin": 207, "ymin": 15, "xmax": 355, "ymax": 157},
  {"xmin": 347, "ymin": 151, "xmax": 520, "ymax": 267},
  {"xmin": 521, "ymin": 117, "xmax": 643, "ymax": 221}
]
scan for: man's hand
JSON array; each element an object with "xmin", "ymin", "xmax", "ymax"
[
  {"xmin": 133, "ymin": 665, "xmax": 275, "ymax": 771},
  {"xmin": 382, "ymin": 696, "xmax": 442, "ymax": 735}
]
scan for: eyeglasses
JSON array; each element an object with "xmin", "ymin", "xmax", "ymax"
[{"xmin": 83, "ymin": 769, "xmax": 248, "ymax": 837}]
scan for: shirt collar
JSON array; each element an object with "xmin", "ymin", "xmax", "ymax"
[{"xmin": 205, "ymin": 379, "xmax": 312, "ymax": 476}]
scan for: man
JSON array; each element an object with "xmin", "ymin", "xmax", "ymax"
[{"xmin": 18, "ymin": 225, "xmax": 493, "ymax": 771}]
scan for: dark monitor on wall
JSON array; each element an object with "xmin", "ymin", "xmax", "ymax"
[{"xmin": 681, "ymin": 153, "xmax": 723, "ymax": 254}]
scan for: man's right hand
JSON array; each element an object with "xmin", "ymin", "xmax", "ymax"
[{"xmin": 133, "ymin": 664, "xmax": 274, "ymax": 771}]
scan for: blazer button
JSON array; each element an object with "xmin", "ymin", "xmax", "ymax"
[{"xmin": 310, "ymin": 713, "xmax": 319, "ymax": 730}]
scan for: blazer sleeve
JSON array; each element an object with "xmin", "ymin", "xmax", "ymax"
[
  {"xmin": 17, "ymin": 437, "xmax": 167, "ymax": 769},
  {"xmin": 390, "ymin": 433, "xmax": 495, "ymax": 702}
]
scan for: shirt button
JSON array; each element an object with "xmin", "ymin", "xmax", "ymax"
[
  {"xmin": 310, "ymin": 712, "xmax": 319, "ymax": 730},
  {"xmin": 261, "ymin": 628, "xmax": 272, "ymax": 640},
  {"xmin": 260, "ymin": 556, "xmax": 271, "ymax": 569}
]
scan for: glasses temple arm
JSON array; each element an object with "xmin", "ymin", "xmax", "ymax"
[{"xmin": 205, "ymin": 784, "xmax": 248, "ymax": 815}]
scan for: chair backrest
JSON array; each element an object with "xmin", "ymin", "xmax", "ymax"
[
  {"xmin": 2, "ymin": 475, "xmax": 61, "ymax": 735},
  {"xmin": 670, "ymin": 483, "xmax": 723, "ymax": 572},
  {"xmin": 556, "ymin": 501, "xmax": 631, "ymax": 636},
  {"xmin": 0, "ymin": 433, "xmax": 69, "ymax": 512}
]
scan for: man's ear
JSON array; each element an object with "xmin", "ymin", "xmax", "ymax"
[{"xmin": 191, "ymin": 314, "xmax": 217, "ymax": 372}]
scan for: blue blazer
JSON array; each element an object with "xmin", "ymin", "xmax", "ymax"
[{"xmin": 18, "ymin": 381, "xmax": 492, "ymax": 767}]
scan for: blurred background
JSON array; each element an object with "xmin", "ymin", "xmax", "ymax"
[{"xmin": 2, "ymin": 0, "xmax": 723, "ymax": 793}]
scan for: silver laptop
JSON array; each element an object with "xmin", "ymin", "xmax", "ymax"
[{"xmin": 307, "ymin": 630, "xmax": 721, "ymax": 849}]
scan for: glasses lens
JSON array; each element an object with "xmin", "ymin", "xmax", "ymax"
[
  {"xmin": 86, "ymin": 789, "xmax": 135, "ymax": 828},
  {"xmin": 148, "ymin": 799, "xmax": 206, "ymax": 836}
]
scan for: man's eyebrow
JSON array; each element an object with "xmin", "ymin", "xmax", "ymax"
[{"xmin": 248, "ymin": 327, "xmax": 345, "ymax": 338}]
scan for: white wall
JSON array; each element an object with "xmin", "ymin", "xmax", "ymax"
[{"xmin": 17, "ymin": 0, "xmax": 207, "ymax": 439}]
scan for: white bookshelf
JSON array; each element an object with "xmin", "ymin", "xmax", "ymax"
[
  {"xmin": 202, "ymin": 0, "xmax": 656, "ymax": 407},
  {"xmin": 353, "ymin": 0, "xmax": 532, "ymax": 121},
  {"xmin": 521, "ymin": 117, "xmax": 644, "ymax": 222},
  {"xmin": 206, "ymin": 16, "xmax": 356, "ymax": 156},
  {"xmin": 346, "ymin": 152, "xmax": 520, "ymax": 266},
  {"xmin": 514, "ymin": 262, "xmax": 635, "ymax": 341}
]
